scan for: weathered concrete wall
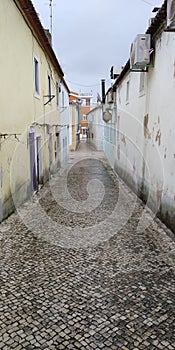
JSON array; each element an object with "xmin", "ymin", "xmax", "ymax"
[{"xmin": 105, "ymin": 29, "xmax": 175, "ymax": 233}]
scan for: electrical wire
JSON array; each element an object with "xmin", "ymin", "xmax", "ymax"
[
  {"xmin": 66, "ymin": 80, "xmax": 100, "ymax": 88},
  {"xmin": 140, "ymin": 0, "xmax": 154, "ymax": 5},
  {"xmin": 66, "ymin": 79, "xmax": 111, "ymax": 88}
]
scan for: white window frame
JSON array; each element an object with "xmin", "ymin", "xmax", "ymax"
[{"xmin": 33, "ymin": 54, "xmax": 40, "ymax": 99}]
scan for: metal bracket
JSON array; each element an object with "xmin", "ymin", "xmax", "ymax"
[{"xmin": 44, "ymin": 94, "xmax": 55, "ymax": 106}]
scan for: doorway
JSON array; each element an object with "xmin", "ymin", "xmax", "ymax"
[
  {"xmin": 29, "ymin": 131, "xmax": 42, "ymax": 192},
  {"xmin": 36, "ymin": 136, "xmax": 42, "ymax": 185},
  {"xmin": 29, "ymin": 131, "xmax": 37, "ymax": 192}
]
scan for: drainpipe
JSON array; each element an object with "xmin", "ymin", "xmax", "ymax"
[
  {"xmin": 101, "ymin": 79, "xmax": 106, "ymax": 104},
  {"xmin": 101, "ymin": 79, "xmax": 106, "ymax": 122},
  {"xmin": 101, "ymin": 79, "xmax": 112, "ymax": 123},
  {"xmin": 113, "ymin": 85, "xmax": 117, "ymax": 152},
  {"xmin": 77, "ymin": 99, "xmax": 82, "ymax": 132}
]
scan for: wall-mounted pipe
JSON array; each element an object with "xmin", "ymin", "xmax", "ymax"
[{"xmin": 101, "ymin": 79, "xmax": 106, "ymax": 104}]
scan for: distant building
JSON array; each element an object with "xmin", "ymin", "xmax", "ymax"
[
  {"xmin": 79, "ymin": 93, "xmax": 93, "ymax": 138},
  {"xmin": 59, "ymin": 78, "xmax": 70, "ymax": 165},
  {"xmin": 69, "ymin": 92, "xmax": 79, "ymax": 151},
  {"xmin": 87, "ymin": 105, "xmax": 104, "ymax": 151},
  {"xmin": 69, "ymin": 92, "xmax": 93, "ymax": 139}
]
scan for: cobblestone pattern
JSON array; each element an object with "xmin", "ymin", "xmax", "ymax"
[{"xmin": 0, "ymin": 142, "xmax": 175, "ymax": 349}]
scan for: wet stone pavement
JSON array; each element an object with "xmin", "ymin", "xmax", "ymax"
[{"xmin": 0, "ymin": 141, "xmax": 175, "ymax": 350}]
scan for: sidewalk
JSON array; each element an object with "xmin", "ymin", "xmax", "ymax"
[{"xmin": 0, "ymin": 141, "xmax": 175, "ymax": 349}]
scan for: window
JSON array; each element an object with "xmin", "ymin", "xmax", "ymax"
[
  {"xmin": 62, "ymin": 91, "xmax": 64, "ymax": 107},
  {"xmin": 126, "ymin": 81, "xmax": 130, "ymax": 102},
  {"xmin": 139, "ymin": 72, "xmax": 145, "ymax": 93},
  {"xmin": 34, "ymin": 56, "xmax": 40, "ymax": 97},
  {"xmin": 48, "ymin": 75, "xmax": 51, "ymax": 101},
  {"xmin": 56, "ymin": 81, "xmax": 59, "ymax": 107},
  {"xmin": 83, "ymin": 115, "xmax": 87, "ymax": 121},
  {"xmin": 86, "ymin": 99, "xmax": 90, "ymax": 106}
]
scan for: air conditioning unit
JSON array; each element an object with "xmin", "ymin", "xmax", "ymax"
[
  {"xmin": 167, "ymin": 0, "xmax": 175, "ymax": 28},
  {"xmin": 130, "ymin": 34, "xmax": 151, "ymax": 70}
]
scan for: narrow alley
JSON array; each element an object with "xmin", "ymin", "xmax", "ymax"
[{"xmin": 0, "ymin": 142, "xmax": 175, "ymax": 350}]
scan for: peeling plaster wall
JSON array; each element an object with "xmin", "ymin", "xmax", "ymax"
[
  {"xmin": 145, "ymin": 31, "xmax": 175, "ymax": 231},
  {"xmin": 114, "ymin": 70, "xmax": 147, "ymax": 195},
  {"xmin": 105, "ymin": 30, "xmax": 175, "ymax": 233}
]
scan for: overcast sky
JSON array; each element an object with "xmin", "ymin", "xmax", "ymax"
[{"xmin": 32, "ymin": 0, "xmax": 163, "ymax": 99}]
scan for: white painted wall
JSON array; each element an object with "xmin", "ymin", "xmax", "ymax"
[
  {"xmin": 87, "ymin": 106, "xmax": 104, "ymax": 151},
  {"xmin": 69, "ymin": 102, "xmax": 79, "ymax": 151},
  {"xmin": 60, "ymin": 83, "xmax": 70, "ymax": 165},
  {"xmin": 104, "ymin": 28, "xmax": 175, "ymax": 233},
  {"xmin": 103, "ymin": 91, "xmax": 117, "ymax": 168}
]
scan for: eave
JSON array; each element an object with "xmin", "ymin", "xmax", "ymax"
[{"xmin": 14, "ymin": 0, "xmax": 64, "ymax": 78}]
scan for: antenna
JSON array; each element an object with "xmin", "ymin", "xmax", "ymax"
[
  {"xmin": 45, "ymin": 0, "xmax": 54, "ymax": 44},
  {"xmin": 49, "ymin": 0, "xmax": 53, "ymax": 39}
]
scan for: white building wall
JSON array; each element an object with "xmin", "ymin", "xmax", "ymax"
[
  {"xmin": 60, "ymin": 83, "xmax": 70, "ymax": 165},
  {"xmin": 69, "ymin": 110, "xmax": 72, "ymax": 147},
  {"xmin": 87, "ymin": 106, "xmax": 104, "ymax": 151},
  {"xmin": 145, "ymin": 31, "xmax": 175, "ymax": 225},
  {"xmin": 69, "ymin": 102, "xmax": 79, "ymax": 151},
  {"xmin": 116, "ymin": 71, "xmax": 147, "ymax": 192},
  {"xmin": 111, "ymin": 29, "xmax": 175, "ymax": 232}
]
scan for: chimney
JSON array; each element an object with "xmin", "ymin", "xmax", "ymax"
[
  {"xmin": 44, "ymin": 29, "xmax": 52, "ymax": 46},
  {"xmin": 101, "ymin": 79, "xmax": 106, "ymax": 104}
]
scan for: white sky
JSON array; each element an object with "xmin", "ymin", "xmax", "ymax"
[{"xmin": 32, "ymin": 0, "xmax": 164, "ymax": 99}]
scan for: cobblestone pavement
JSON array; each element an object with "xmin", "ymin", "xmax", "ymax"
[{"xmin": 0, "ymin": 141, "xmax": 175, "ymax": 350}]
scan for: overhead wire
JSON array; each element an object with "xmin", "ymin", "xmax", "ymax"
[
  {"xmin": 140, "ymin": 0, "xmax": 154, "ymax": 5},
  {"xmin": 66, "ymin": 79, "xmax": 111, "ymax": 88}
]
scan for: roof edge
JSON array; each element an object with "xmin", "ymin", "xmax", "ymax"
[{"xmin": 14, "ymin": 0, "xmax": 64, "ymax": 78}]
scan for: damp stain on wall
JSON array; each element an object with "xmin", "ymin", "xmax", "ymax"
[
  {"xmin": 173, "ymin": 61, "xmax": 175, "ymax": 79},
  {"xmin": 121, "ymin": 134, "xmax": 126, "ymax": 145},
  {"xmin": 155, "ymin": 130, "xmax": 161, "ymax": 146},
  {"xmin": 144, "ymin": 114, "xmax": 151, "ymax": 139}
]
